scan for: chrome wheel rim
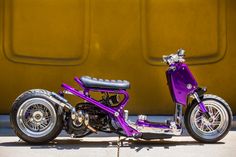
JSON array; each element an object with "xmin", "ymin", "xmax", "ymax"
[
  {"xmin": 16, "ymin": 98, "xmax": 57, "ymax": 138},
  {"xmin": 190, "ymin": 100, "xmax": 229, "ymax": 140}
]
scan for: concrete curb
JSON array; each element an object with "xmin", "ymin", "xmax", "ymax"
[{"xmin": 1, "ymin": 115, "xmax": 236, "ymax": 129}]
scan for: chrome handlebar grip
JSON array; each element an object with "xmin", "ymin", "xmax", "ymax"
[
  {"xmin": 177, "ymin": 48, "xmax": 185, "ymax": 57},
  {"xmin": 162, "ymin": 49, "xmax": 185, "ymax": 65}
]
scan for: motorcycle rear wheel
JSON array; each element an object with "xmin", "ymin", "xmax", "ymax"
[{"xmin": 10, "ymin": 89, "xmax": 63, "ymax": 144}]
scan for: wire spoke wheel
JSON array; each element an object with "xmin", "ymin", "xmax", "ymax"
[
  {"xmin": 190, "ymin": 100, "xmax": 229, "ymax": 140},
  {"xmin": 16, "ymin": 98, "xmax": 57, "ymax": 138}
]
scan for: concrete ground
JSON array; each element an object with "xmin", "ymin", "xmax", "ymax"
[
  {"xmin": 1, "ymin": 115, "xmax": 236, "ymax": 157},
  {"xmin": 0, "ymin": 129, "xmax": 236, "ymax": 157}
]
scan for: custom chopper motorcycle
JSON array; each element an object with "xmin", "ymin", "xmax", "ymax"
[{"xmin": 10, "ymin": 49, "xmax": 232, "ymax": 144}]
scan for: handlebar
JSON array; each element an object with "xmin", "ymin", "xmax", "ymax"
[{"xmin": 162, "ymin": 49, "xmax": 185, "ymax": 65}]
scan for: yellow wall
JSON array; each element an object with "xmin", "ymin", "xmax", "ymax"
[{"xmin": 0, "ymin": 0, "xmax": 236, "ymax": 114}]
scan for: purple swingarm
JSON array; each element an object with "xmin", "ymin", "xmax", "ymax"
[{"xmin": 10, "ymin": 49, "xmax": 233, "ymax": 144}]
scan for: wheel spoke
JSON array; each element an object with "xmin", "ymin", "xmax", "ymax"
[
  {"xmin": 33, "ymin": 123, "xmax": 37, "ymax": 130},
  {"xmin": 207, "ymin": 106, "xmax": 213, "ymax": 115},
  {"xmin": 200, "ymin": 122, "xmax": 205, "ymax": 131},
  {"xmin": 212, "ymin": 121, "xmax": 221, "ymax": 126},
  {"xmin": 206, "ymin": 125, "xmax": 214, "ymax": 131},
  {"xmin": 25, "ymin": 118, "xmax": 32, "ymax": 124},
  {"xmin": 40, "ymin": 123, "xmax": 47, "ymax": 129},
  {"xmin": 214, "ymin": 111, "xmax": 220, "ymax": 119},
  {"xmin": 195, "ymin": 116, "xmax": 202, "ymax": 123}
]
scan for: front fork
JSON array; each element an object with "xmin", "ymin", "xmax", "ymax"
[
  {"xmin": 192, "ymin": 88, "xmax": 211, "ymax": 118},
  {"xmin": 174, "ymin": 88, "xmax": 210, "ymax": 128},
  {"xmin": 174, "ymin": 89, "xmax": 210, "ymax": 129}
]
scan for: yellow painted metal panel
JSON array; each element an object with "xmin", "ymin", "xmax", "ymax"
[
  {"xmin": 142, "ymin": 0, "xmax": 226, "ymax": 65},
  {"xmin": 3, "ymin": 0, "xmax": 89, "ymax": 65},
  {"xmin": 0, "ymin": 0, "xmax": 236, "ymax": 115}
]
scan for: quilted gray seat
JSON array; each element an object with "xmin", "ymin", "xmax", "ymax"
[{"xmin": 80, "ymin": 76, "xmax": 130, "ymax": 90}]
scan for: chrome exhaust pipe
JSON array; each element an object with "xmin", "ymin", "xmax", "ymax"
[
  {"xmin": 49, "ymin": 92, "xmax": 74, "ymax": 110},
  {"xmin": 49, "ymin": 92, "xmax": 78, "ymax": 120}
]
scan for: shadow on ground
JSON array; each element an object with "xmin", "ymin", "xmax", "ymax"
[
  {"xmin": 118, "ymin": 138, "xmax": 225, "ymax": 152},
  {"xmin": 0, "ymin": 127, "xmax": 232, "ymax": 152},
  {"xmin": 0, "ymin": 137, "xmax": 225, "ymax": 152}
]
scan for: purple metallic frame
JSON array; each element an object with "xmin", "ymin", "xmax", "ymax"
[
  {"xmin": 136, "ymin": 119, "xmax": 170, "ymax": 129},
  {"xmin": 61, "ymin": 77, "xmax": 139, "ymax": 137},
  {"xmin": 60, "ymin": 62, "xmax": 208, "ymax": 137}
]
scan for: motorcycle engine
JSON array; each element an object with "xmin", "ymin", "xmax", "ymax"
[
  {"xmin": 66, "ymin": 110, "xmax": 90, "ymax": 137},
  {"xmin": 65, "ymin": 102, "xmax": 111, "ymax": 137}
]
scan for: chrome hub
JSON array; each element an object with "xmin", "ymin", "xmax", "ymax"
[{"xmin": 32, "ymin": 111, "xmax": 44, "ymax": 122}]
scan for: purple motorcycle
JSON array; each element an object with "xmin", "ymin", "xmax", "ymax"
[{"xmin": 10, "ymin": 49, "xmax": 232, "ymax": 144}]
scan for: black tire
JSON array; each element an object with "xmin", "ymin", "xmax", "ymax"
[
  {"xmin": 10, "ymin": 89, "xmax": 64, "ymax": 144},
  {"xmin": 184, "ymin": 94, "xmax": 233, "ymax": 143}
]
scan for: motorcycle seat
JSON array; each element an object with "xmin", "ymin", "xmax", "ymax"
[{"xmin": 79, "ymin": 76, "xmax": 130, "ymax": 90}]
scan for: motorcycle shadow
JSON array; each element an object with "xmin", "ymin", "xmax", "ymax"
[
  {"xmin": 118, "ymin": 138, "xmax": 224, "ymax": 152},
  {"xmin": 0, "ymin": 137, "xmax": 225, "ymax": 151}
]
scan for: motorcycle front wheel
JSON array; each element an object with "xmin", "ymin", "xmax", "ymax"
[
  {"xmin": 10, "ymin": 89, "xmax": 63, "ymax": 144},
  {"xmin": 184, "ymin": 94, "xmax": 232, "ymax": 143}
]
